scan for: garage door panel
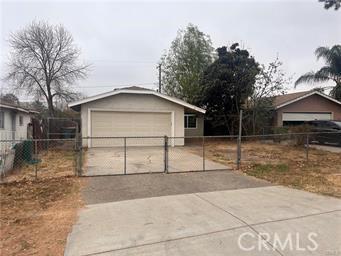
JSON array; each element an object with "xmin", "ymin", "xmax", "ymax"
[
  {"xmin": 91, "ymin": 111, "xmax": 171, "ymax": 147},
  {"xmin": 282, "ymin": 112, "xmax": 332, "ymax": 121}
]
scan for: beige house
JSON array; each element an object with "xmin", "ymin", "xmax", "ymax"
[
  {"xmin": 68, "ymin": 87, "xmax": 205, "ymax": 147},
  {"xmin": 273, "ymin": 90, "xmax": 341, "ymax": 126}
]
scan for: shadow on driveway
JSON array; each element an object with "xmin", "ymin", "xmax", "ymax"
[{"xmin": 82, "ymin": 170, "xmax": 271, "ymax": 205}]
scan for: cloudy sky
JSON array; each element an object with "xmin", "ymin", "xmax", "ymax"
[{"xmin": 1, "ymin": 0, "xmax": 340, "ymax": 100}]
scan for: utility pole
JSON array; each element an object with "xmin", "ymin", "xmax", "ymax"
[{"xmin": 158, "ymin": 64, "xmax": 162, "ymax": 93}]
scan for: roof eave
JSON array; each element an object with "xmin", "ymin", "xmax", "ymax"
[
  {"xmin": 68, "ymin": 89, "xmax": 206, "ymax": 114},
  {"xmin": 0, "ymin": 104, "xmax": 30, "ymax": 113},
  {"xmin": 275, "ymin": 91, "xmax": 341, "ymax": 109}
]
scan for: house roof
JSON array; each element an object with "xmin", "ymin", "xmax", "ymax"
[
  {"xmin": 273, "ymin": 90, "xmax": 341, "ymax": 109},
  {"xmin": 68, "ymin": 86, "xmax": 206, "ymax": 114},
  {"xmin": 0, "ymin": 101, "xmax": 39, "ymax": 114}
]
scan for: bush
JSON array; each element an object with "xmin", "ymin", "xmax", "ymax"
[
  {"xmin": 288, "ymin": 125, "xmax": 312, "ymax": 146},
  {"xmin": 272, "ymin": 127, "xmax": 289, "ymax": 143},
  {"xmin": 273, "ymin": 126, "xmax": 289, "ymax": 134}
]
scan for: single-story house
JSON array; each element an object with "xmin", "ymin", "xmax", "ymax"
[
  {"xmin": 0, "ymin": 102, "xmax": 37, "ymax": 142},
  {"xmin": 68, "ymin": 86, "xmax": 206, "ymax": 147},
  {"xmin": 273, "ymin": 90, "xmax": 341, "ymax": 126},
  {"xmin": 0, "ymin": 101, "xmax": 38, "ymax": 175}
]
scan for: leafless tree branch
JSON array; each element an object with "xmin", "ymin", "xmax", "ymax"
[{"xmin": 5, "ymin": 20, "xmax": 90, "ymax": 116}]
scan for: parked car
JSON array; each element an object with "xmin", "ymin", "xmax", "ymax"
[{"xmin": 305, "ymin": 120, "xmax": 341, "ymax": 146}]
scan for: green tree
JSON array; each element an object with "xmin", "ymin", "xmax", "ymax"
[
  {"xmin": 0, "ymin": 93, "xmax": 20, "ymax": 105},
  {"xmin": 160, "ymin": 24, "xmax": 214, "ymax": 104},
  {"xmin": 295, "ymin": 45, "xmax": 341, "ymax": 101},
  {"xmin": 201, "ymin": 44, "xmax": 260, "ymax": 135}
]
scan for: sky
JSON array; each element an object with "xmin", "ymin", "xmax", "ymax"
[{"xmin": 0, "ymin": 0, "xmax": 340, "ymax": 101}]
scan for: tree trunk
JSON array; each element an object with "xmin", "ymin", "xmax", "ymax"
[{"xmin": 47, "ymin": 98, "xmax": 55, "ymax": 117}]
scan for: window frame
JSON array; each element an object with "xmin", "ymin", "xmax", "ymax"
[
  {"xmin": 184, "ymin": 114, "xmax": 197, "ymax": 129},
  {"xmin": 0, "ymin": 111, "xmax": 4, "ymax": 129}
]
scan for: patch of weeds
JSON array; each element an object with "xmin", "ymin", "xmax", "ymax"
[
  {"xmin": 246, "ymin": 163, "xmax": 290, "ymax": 179},
  {"xmin": 276, "ymin": 163, "xmax": 289, "ymax": 173}
]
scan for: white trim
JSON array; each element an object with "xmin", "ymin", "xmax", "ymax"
[
  {"xmin": 276, "ymin": 91, "xmax": 341, "ymax": 109},
  {"xmin": 171, "ymin": 111, "xmax": 175, "ymax": 147},
  {"xmin": 88, "ymin": 108, "xmax": 175, "ymax": 148},
  {"xmin": 184, "ymin": 114, "xmax": 198, "ymax": 129},
  {"xmin": 0, "ymin": 104, "xmax": 29, "ymax": 113},
  {"xmin": 87, "ymin": 108, "xmax": 91, "ymax": 147},
  {"xmin": 69, "ymin": 89, "xmax": 206, "ymax": 114}
]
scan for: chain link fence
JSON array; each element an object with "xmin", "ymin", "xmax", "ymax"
[
  {"xmin": 167, "ymin": 136, "xmax": 237, "ymax": 173},
  {"xmin": 238, "ymin": 132, "xmax": 341, "ymax": 172},
  {"xmin": 1, "ymin": 131, "xmax": 340, "ymax": 179},
  {"xmin": 0, "ymin": 138, "xmax": 78, "ymax": 180}
]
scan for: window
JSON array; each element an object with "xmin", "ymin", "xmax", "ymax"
[
  {"xmin": 19, "ymin": 115, "xmax": 23, "ymax": 126},
  {"xmin": 0, "ymin": 111, "xmax": 4, "ymax": 129},
  {"xmin": 184, "ymin": 114, "xmax": 197, "ymax": 129}
]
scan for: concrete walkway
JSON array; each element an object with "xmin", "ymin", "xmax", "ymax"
[{"xmin": 65, "ymin": 186, "xmax": 341, "ymax": 256}]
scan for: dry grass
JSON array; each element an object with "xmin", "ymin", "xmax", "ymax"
[
  {"xmin": 193, "ymin": 140, "xmax": 341, "ymax": 198},
  {"xmin": 0, "ymin": 149, "xmax": 84, "ymax": 256}
]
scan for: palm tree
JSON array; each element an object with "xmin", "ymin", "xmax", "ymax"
[{"xmin": 295, "ymin": 45, "xmax": 341, "ymax": 101}]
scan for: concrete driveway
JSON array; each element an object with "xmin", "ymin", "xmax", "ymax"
[
  {"xmin": 82, "ymin": 171, "xmax": 271, "ymax": 204},
  {"xmin": 310, "ymin": 144, "xmax": 341, "ymax": 153},
  {"xmin": 84, "ymin": 147, "xmax": 229, "ymax": 176},
  {"xmin": 65, "ymin": 186, "xmax": 341, "ymax": 256}
]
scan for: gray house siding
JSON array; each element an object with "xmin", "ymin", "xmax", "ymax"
[{"xmin": 184, "ymin": 114, "xmax": 204, "ymax": 137}]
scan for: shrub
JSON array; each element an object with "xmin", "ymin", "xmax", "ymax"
[
  {"xmin": 288, "ymin": 125, "xmax": 312, "ymax": 146},
  {"xmin": 272, "ymin": 127, "xmax": 289, "ymax": 143}
]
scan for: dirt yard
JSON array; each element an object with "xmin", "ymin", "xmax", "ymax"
[
  {"xmin": 199, "ymin": 140, "xmax": 341, "ymax": 198},
  {"xmin": 0, "ymin": 150, "xmax": 84, "ymax": 256}
]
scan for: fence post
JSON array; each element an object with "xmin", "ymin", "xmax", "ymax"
[
  {"xmin": 35, "ymin": 164, "xmax": 38, "ymax": 180},
  {"xmin": 202, "ymin": 136, "xmax": 205, "ymax": 171},
  {"xmin": 306, "ymin": 134, "xmax": 309, "ymax": 161},
  {"xmin": 237, "ymin": 110, "xmax": 243, "ymax": 170},
  {"xmin": 74, "ymin": 133, "xmax": 77, "ymax": 151},
  {"xmin": 34, "ymin": 140, "xmax": 38, "ymax": 155},
  {"xmin": 47, "ymin": 117, "xmax": 50, "ymax": 151},
  {"xmin": 34, "ymin": 140, "xmax": 38, "ymax": 179},
  {"xmin": 164, "ymin": 135, "xmax": 168, "ymax": 173},
  {"xmin": 124, "ymin": 137, "xmax": 127, "ymax": 175},
  {"xmin": 79, "ymin": 146, "xmax": 83, "ymax": 176}
]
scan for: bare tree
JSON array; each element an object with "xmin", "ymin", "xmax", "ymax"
[
  {"xmin": 246, "ymin": 58, "xmax": 291, "ymax": 134},
  {"xmin": 5, "ymin": 21, "xmax": 89, "ymax": 116}
]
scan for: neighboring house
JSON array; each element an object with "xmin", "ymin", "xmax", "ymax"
[
  {"xmin": 273, "ymin": 90, "xmax": 341, "ymax": 126},
  {"xmin": 0, "ymin": 102, "xmax": 38, "ymax": 175},
  {"xmin": 68, "ymin": 86, "xmax": 206, "ymax": 147},
  {"xmin": 0, "ymin": 102, "xmax": 37, "ymax": 142}
]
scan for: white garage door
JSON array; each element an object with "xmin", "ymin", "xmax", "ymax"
[
  {"xmin": 282, "ymin": 112, "xmax": 332, "ymax": 121},
  {"xmin": 90, "ymin": 111, "xmax": 172, "ymax": 147}
]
